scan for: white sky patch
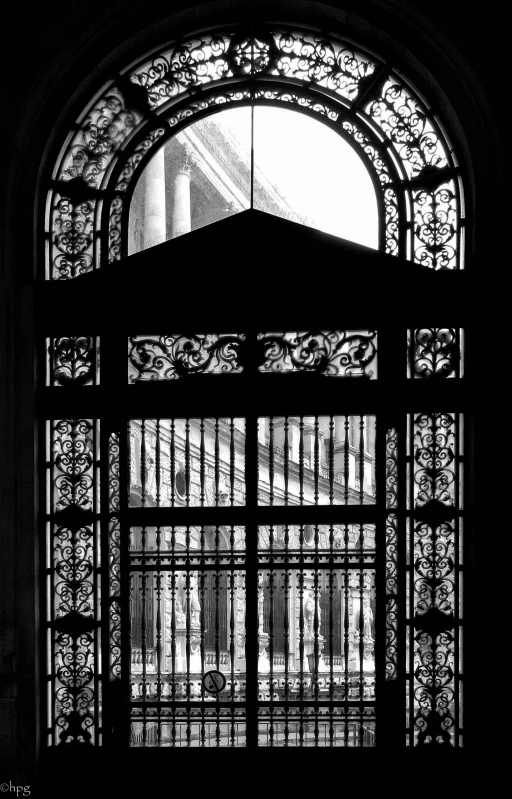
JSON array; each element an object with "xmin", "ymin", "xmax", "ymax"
[{"xmin": 216, "ymin": 105, "xmax": 379, "ymax": 249}]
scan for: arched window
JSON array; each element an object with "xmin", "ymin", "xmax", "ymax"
[{"xmin": 41, "ymin": 18, "xmax": 467, "ymax": 753}]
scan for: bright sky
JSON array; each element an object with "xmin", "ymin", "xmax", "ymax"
[{"xmin": 216, "ymin": 105, "xmax": 379, "ymax": 249}]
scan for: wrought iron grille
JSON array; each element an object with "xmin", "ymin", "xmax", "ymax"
[
  {"xmin": 41, "ymin": 20, "xmax": 468, "ymax": 752},
  {"xmin": 44, "ymin": 24, "xmax": 465, "ymax": 280}
]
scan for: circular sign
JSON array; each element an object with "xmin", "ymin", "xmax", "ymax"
[{"xmin": 202, "ymin": 670, "xmax": 226, "ymax": 694}]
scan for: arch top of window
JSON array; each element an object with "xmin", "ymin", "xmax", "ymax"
[
  {"xmin": 128, "ymin": 105, "xmax": 379, "ymax": 254},
  {"xmin": 45, "ymin": 24, "xmax": 465, "ymax": 279}
]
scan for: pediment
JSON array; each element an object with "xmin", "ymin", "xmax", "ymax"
[{"xmin": 44, "ymin": 209, "xmax": 466, "ymax": 330}]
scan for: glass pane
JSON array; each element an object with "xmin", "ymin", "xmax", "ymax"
[
  {"xmin": 253, "ymin": 106, "xmax": 378, "ymax": 248},
  {"xmin": 128, "ymin": 106, "xmax": 251, "ymax": 254},
  {"xmin": 129, "ymin": 418, "xmax": 246, "ymax": 507},
  {"xmin": 257, "ymin": 415, "xmax": 376, "ymax": 505}
]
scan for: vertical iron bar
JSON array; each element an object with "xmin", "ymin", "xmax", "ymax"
[
  {"xmin": 156, "ymin": 530, "xmax": 162, "ymax": 746},
  {"xmin": 200, "ymin": 566, "xmax": 205, "ymax": 701},
  {"xmin": 299, "ymin": 416, "xmax": 304, "ymax": 505},
  {"xmin": 284, "ymin": 533, "xmax": 290, "ymax": 742},
  {"xmin": 141, "ymin": 419, "xmax": 146, "ymax": 509},
  {"xmin": 185, "ymin": 418, "xmax": 190, "ymax": 508},
  {"xmin": 329, "ymin": 415, "xmax": 334, "ymax": 506},
  {"xmin": 185, "ymin": 570, "xmax": 191, "ymax": 702},
  {"xmin": 214, "ymin": 417, "xmax": 220, "ymax": 507},
  {"xmin": 230, "ymin": 566, "xmax": 235, "ymax": 702},
  {"xmin": 359, "ymin": 415, "xmax": 365, "ymax": 504},
  {"xmin": 359, "ymin": 567, "xmax": 363, "ymax": 747},
  {"xmin": 269, "ymin": 417, "xmax": 274, "ymax": 506},
  {"xmin": 215, "ymin": 566, "xmax": 221, "ymax": 672},
  {"xmin": 200, "ymin": 418, "xmax": 205, "ymax": 507},
  {"xmin": 344, "ymin": 416, "xmax": 349, "ymax": 505},
  {"xmin": 171, "ymin": 569, "xmax": 176, "ymax": 742},
  {"xmin": 344, "ymin": 532, "xmax": 349, "ymax": 746},
  {"xmin": 230, "ymin": 417, "xmax": 235, "ymax": 507},
  {"xmin": 298, "ymin": 568, "xmax": 304, "ymax": 745},
  {"xmin": 141, "ymin": 526, "xmax": 147, "ymax": 745},
  {"xmin": 170, "ymin": 420, "xmax": 175, "ymax": 508},
  {"xmin": 155, "ymin": 419, "xmax": 161, "ymax": 508},
  {"xmin": 314, "ymin": 565, "xmax": 320, "ymax": 746},
  {"xmin": 284, "ymin": 416, "xmax": 289, "ymax": 505},
  {"xmin": 314, "ymin": 415, "xmax": 319, "ymax": 506}
]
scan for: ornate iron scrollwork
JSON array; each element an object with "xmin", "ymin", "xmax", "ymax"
[
  {"xmin": 48, "ymin": 337, "xmax": 98, "ymax": 386},
  {"xmin": 409, "ymin": 328, "xmax": 462, "ymax": 378},
  {"xmin": 128, "ymin": 334, "xmax": 245, "ymax": 381},
  {"xmin": 46, "ymin": 25, "xmax": 462, "ymax": 278},
  {"xmin": 413, "ymin": 412, "xmax": 456, "ymax": 507},
  {"xmin": 409, "ymin": 412, "xmax": 461, "ymax": 746},
  {"xmin": 257, "ymin": 331, "xmax": 377, "ymax": 377},
  {"xmin": 48, "ymin": 419, "xmax": 100, "ymax": 744}
]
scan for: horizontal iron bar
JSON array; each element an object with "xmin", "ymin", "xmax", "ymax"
[
  {"xmin": 38, "ymin": 380, "xmax": 470, "ymax": 418},
  {"xmin": 130, "ymin": 701, "xmax": 376, "ymax": 708},
  {"xmin": 122, "ymin": 505, "xmax": 381, "ymax": 525}
]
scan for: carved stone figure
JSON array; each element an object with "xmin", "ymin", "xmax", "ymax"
[
  {"xmin": 188, "ymin": 574, "xmax": 201, "ymax": 627},
  {"xmin": 363, "ymin": 600, "xmax": 373, "ymax": 640},
  {"xmin": 304, "ymin": 591, "xmax": 321, "ymax": 637},
  {"xmin": 258, "ymin": 572, "xmax": 264, "ymax": 632},
  {"xmin": 175, "ymin": 599, "xmax": 186, "ymax": 629}
]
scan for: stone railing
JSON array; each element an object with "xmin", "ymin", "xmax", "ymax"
[{"xmin": 131, "ymin": 648, "xmax": 156, "ymax": 668}]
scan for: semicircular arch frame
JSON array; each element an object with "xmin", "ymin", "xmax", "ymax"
[{"xmin": 45, "ymin": 23, "xmax": 465, "ymax": 279}]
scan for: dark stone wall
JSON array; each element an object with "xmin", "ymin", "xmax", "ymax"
[{"xmin": 0, "ymin": 0, "xmax": 500, "ymax": 785}]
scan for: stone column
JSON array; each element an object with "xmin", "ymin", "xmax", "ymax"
[
  {"xmin": 143, "ymin": 146, "xmax": 166, "ymax": 249},
  {"xmin": 171, "ymin": 145, "xmax": 194, "ymax": 238}
]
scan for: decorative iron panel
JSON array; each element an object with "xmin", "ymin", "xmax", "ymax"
[
  {"xmin": 407, "ymin": 412, "xmax": 463, "ymax": 746},
  {"xmin": 46, "ymin": 419, "xmax": 101, "ymax": 744},
  {"xmin": 257, "ymin": 331, "xmax": 377, "ymax": 378},
  {"xmin": 128, "ymin": 334, "xmax": 245, "ymax": 382},
  {"xmin": 45, "ymin": 24, "xmax": 464, "ymax": 279},
  {"xmin": 385, "ymin": 427, "xmax": 398, "ymax": 681},
  {"xmin": 408, "ymin": 329, "xmax": 464, "ymax": 379},
  {"xmin": 47, "ymin": 336, "xmax": 99, "ymax": 386}
]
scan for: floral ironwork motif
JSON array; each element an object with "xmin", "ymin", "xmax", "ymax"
[
  {"xmin": 48, "ymin": 337, "xmax": 98, "ymax": 386},
  {"xmin": 52, "ymin": 419, "xmax": 97, "ymax": 510},
  {"xmin": 257, "ymin": 331, "xmax": 377, "ymax": 377},
  {"xmin": 365, "ymin": 80, "xmax": 447, "ymax": 180},
  {"xmin": 413, "ymin": 183, "xmax": 458, "ymax": 270},
  {"xmin": 48, "ymin": 418, "xmax": 100, "ymax": 743},
  {"xmin": 412, "ymin": 413, "xmax": 457, "ymax": 507},
  {"xmin": 128, "ymin": 334, "xmax": 245, "ymax": 381},
  {"xmin": 385, "ymin": 425, "xmax": 398, "ymax": 681},
  {"xmin": 409, "ymin": 328, "xmax": 462, "ymax": 379},
  {"xmin": 51, "ymin": 194, "xmax": 96, "ymax": 279},
  {"xmin": 109, "ymin": 434, "xmax": 121, "ymax": 680},
  {"xmin": 268, "ymin": 30, "xmax": 377, "ymax": 102},
  {"xmin": 46, "ymin": 25, "xmax": 462, "ymax": 278},
  {"xmin": 385, "ymin": 428, "xmax": 398, "ymax": 508},
  {"xmin": 412, "ymin": 519, "xmax": 457, "ymax": 746},
  {"xmin": 409, "ymin": 412, "xmax": 462, "ymax": 746}
]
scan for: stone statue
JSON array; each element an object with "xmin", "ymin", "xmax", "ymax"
[
  {"xmin": 304, "ymin": 591, "xmax": 321, "ymax": 637},
  {"xmin": 188, "ymin": 574, "xmax": 201, "ymax": 627},
  {"xmin": 258, "ymin": 572, "xmax": 264, "ymax": 632},
  {"xmin": 175, "ymin": 599, "xmax": 186, "ymax": 629},
  {"xmin": 363, "ymin": 600, "xmax": 373, "ymax": 640}
]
